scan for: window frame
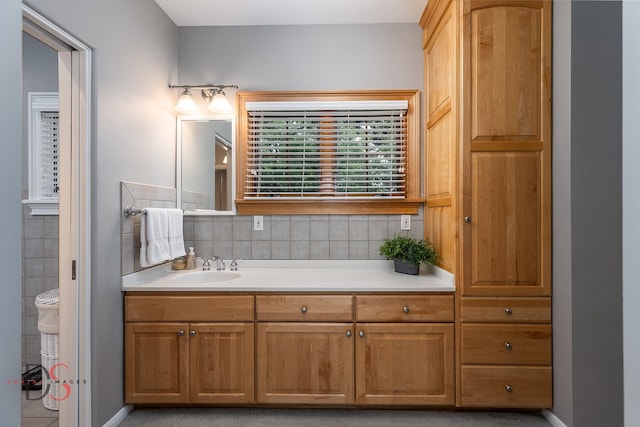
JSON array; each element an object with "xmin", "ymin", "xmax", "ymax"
[
  {"xmin": 23, "ymin": 92, "xmax": 60, "ymax": 215},
  {"xmin": 236, "ymin": 90, "xmax": 422, "ymax": 215}
]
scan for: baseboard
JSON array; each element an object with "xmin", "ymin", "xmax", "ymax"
[
  {"xmin": 102, "ymin": 405, "xmax": 133, "ymax": 427},
  {"xmin": 542, "ymin": 409, "xmax": 568, "ymax": 427}
]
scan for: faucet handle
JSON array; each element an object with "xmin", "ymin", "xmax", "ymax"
[
  {"xmin": 230, "ymin": 260, "xmax": 238, "ymax": 271},
  {"xmin": 202, "ymin": 259, "xmax": 211, "ymax": 271}
]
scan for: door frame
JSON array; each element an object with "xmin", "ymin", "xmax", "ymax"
[{"xmin": 22, "ymin": 5, "xmax": 92, "ymax": 427}]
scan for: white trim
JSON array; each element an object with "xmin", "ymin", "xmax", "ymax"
[
  {"xmin": 245, "ymin": 100, "xmax": 409, "ymax": 111},
  {"xmin": 102, "ymin": 405, "xmax": 134, "ymax": 427},
  {"xmin": 22, "ymin": 199, "xmax": 59, "ymax": 215},
  {"xmin": 23, "ymin": 6, "xmax": 92, "ymax": 427},
  {"xmin": 542, "ymin": 410, "xmax": 569, "ymax": 427}
]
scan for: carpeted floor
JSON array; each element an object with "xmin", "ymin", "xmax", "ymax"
[{"xmin": 118, "ymin": 407, "xmax": 552, "ymax": 427}]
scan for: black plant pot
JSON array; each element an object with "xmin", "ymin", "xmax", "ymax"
[{"xmin": 393, "ymin": 259, "xmax": 420, "ymax": 275}]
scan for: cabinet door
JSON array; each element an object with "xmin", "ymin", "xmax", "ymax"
[
  {"xmin": 189, "ymin": 323, "xmax": 254, "ymax": 404},
  {"xmin": 462, "ymin": 0, "xmax": 552, "ymax": 296},
  {"xmin": 355, "ymin": 323, "xmax": 454, "ymax": 405},
  {"xmin": 422, "ymin": 0, "xmax": 458, "ymax": 274},
  {"xmin": 256, "ymin": 322, "xmax": 354, "ymax": 405},
  {"xmin": 125, "ymin": 322, "xmax": 189, "ymax": 404}
]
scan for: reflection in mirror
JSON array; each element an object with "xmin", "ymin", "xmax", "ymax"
[{"xmin": 177, "ymin": 115, "xmax": 235, "ymax": 215}]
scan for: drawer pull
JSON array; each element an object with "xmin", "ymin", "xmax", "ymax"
[
  {"xmin": 190, "ymin": 330, "xmax": 196, "ymax": 336},
  {"xmin": 505, "ymin": 385, "xmax": 513, "ymax": 393},
  {"xmin": 403, "ymin": 306, "xmax": 410, "ymax": 314},
  {"xmin": 301, "ymin": 306, "xmax": 308, "ymax": 314},
  {"xmin": 505, "ymin": 342, "xmax": 513, "ymax": 350},
  {"xmin": 504, "ymin": 307, "xmax": 513, "ymax": 315},
  {"xmin": 359, "ymin": 330, "xmax": 365, "ymax": 337},
  {"xmin": 345, "ymin": 330, "xmax": 352, "ymax": 338},
  {"xmin": 178, "ymin": 330, "xmax": 185, "ymax": 337}
]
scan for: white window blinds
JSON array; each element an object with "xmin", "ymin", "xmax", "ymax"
[
  {"xmin": 244, "ymin": 101, "xmax": 408, "ymax": 199},
  {"xmin": 39, "ymin": 111, "xmax": 60, "ymax": 198}
]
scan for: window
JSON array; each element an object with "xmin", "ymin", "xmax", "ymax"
[
  {"xmin": 237, "ymin": 91, "xmax": 421, "ymax": 215},
  {"xmin": 24, "ymin": 92, "xmax": 60, "ymax": 215}
]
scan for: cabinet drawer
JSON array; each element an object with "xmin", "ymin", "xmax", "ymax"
[
  {"xmin": 461, "ymin": 324, "xmax": 551, "ymax": 365},
  {"xmin": 460, "ymin": 365, "xmax": 552, "ymax": 408},
  {"xmin": 356, "ymin": 294, "xmax": 454, "ymax": 322},
  {"xmin": 256, "ymin": 295, "xmax": 353, "ymax": 321},
  {"xmin": 125, "ymin": 295, "xmax": 254, "ymax": 322},
  {"xmin": 460, "ymin": 297, "xmax": 551, "ymax": 323}
]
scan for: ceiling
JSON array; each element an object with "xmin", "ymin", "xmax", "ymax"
[{"xmin": 153, "ymin": 0, "xmax": 429, "ymax": 27}]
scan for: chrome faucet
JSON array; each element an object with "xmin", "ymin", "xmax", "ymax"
[
  {"xmin": 211, "ymin": 256, "xmax": 226, "ymax": 271},
  {"xmin": 202, "ymin": 259, "xmax": 211, "ymax": 271}
]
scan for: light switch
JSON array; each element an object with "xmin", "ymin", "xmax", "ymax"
[
  {"xmin": 254, "ymin": 215, "xmax": 264, "ymax": 231},
  {"xmin": 400, "ymin": 215, "xmax": 411, "ymax": 230}
]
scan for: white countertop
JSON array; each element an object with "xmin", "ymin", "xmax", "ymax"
[{"xmin": 122, "ymin": 260, "xmax": 455, "ymax": 293}]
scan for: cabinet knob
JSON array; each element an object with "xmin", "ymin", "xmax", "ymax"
[
  {"xmin": 190, "ymin": 330, "xmax": 196, "ymax": 336},
  {"xmin": 178, "ymin": 330, "xmax": 185, "ymax": 336},
  {"xmin": 505, "ymin": 385, "xmax": 513, "ymax": 393},
  {"xmin": 345, "ymin": 330, "xmax": 352, "ymax": 338},
  {"xmin": 301, "ymin": 306, "xmax": 308, "ymax": 314},
  {"xmin": 403, "ymin": 306, "xmax": 410, "ymax": 314},
  {"xmin": 504, "ymin": 307, "xmax": 513, "ymax": 315},
  {"xmin": 359, "ymin": 330, "xmax": 365, "ymax": 337},
  {"xmin": 464, "ymin": 216, "xmax": 472, "ymax": 223},
  {"xmin": 505, "ymin": 342, "xmax": 513, "ymax": 350}
]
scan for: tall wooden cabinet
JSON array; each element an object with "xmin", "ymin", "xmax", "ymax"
[{"xmin": 421, "ymin": 0, "xmax": 552, "ymax": 408}]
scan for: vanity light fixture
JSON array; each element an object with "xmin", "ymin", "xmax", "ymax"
[{"xmin": 169, "ymin": 84, "xmax": 239, "ymax": 114}]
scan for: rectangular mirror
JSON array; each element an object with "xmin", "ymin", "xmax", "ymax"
[{"xmin": 176, "ymin": 115, "xmax": 235, "ymax": 215}]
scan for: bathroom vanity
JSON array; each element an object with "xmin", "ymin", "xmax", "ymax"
[{"xmin": 122, "ymin": 262, "xmax": 457, "ymax": 407}]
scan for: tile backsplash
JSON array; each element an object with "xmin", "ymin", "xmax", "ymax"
[
  {"xmin": 121, "ymin": 181, "xmax": 424, "ymax": 274},
  {"xmin": 182, "ymin": 211, "xmax": 424, "ymax": 262}
]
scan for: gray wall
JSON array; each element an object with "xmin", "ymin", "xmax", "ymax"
[
  {"xmin": 176, "ymin": 23, "xmax": 424, "ymax": 261},
  {"xmin": 551, "ymin": 1, "xmax": 573, "ymax": 425},
  {"xmin": 0, "ymin": 0, "xmax": 24, "ymax": 424},
  {"xmin": 177, "ymin": 24, "xmax": 423, "ymax": 91},
  {"xmin": 24, "ymin": 0, "xmax": 178, "ymax": 424},
  {"xmin": 623, "ymin": 2, "xmax": 640, "ymax": 425},
  {"xmin": 571, "ymin": 2, "xmax": 624, "ymax": 426}
]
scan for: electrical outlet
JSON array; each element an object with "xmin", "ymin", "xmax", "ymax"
[
  {"xmin": 400, "ymin": 215, "xmax": 411, "ymax": 230},
  {"xmin": 253, "ymin": 215, "xmax": 264, "ymax": 231}
]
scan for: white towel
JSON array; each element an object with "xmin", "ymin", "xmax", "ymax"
[
  {"xmin": 167, "ymin": 208, "xmax": 186, "ymax": 259},
  {"xmin": 140, "ymin": 208, "xmax": 171, "ymax": 267}
]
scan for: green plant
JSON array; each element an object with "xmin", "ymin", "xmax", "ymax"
[{"xmin": 378, "ymin": 235, "xmax": 438, "ymax": 266}]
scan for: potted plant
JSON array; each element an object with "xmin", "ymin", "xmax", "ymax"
[{"xmin": 378, "ymin": 235, "xmax": 438, "ymax": 275}]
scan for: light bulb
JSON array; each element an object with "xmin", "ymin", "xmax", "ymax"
[
  {"xmin": 175, "ymin": 89, "xmax": 198, "ymax": 114},
  {"xmin": 208, "ymin": 92, "xmax": 232, "ymax": 114}
]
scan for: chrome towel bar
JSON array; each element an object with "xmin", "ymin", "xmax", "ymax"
[{"xmin": 123, "ymin": 206, "xmax": 147, "ymax": 217}]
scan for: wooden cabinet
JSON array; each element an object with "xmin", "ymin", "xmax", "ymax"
[
  {"xmin": 255, "ymin": 294, "xmax": 355, "ymax": 404},
  {"xmin": 355, "ymin": 323, "xmax": 454, "ymax": 405},
  {"xmin": 256, "ymin": 322, "xmax": 355, "ymax": 405},
  {"xmin": 354, "ymin": 294, "xmax": 455, "ymax": 405},
  {"xmin": 125, "ymin": 322, "xmax": 189, "ymax": 404},
  {"xmin": 125, "ymin": 292, "xmax": 455, "ymax": 407},
  {"xmin": 421, "ymin": 0, "xmax": 553, "ymax": 409},
  {"xmin": 255, "ymin": 293, "xmax": 455, "ymax": 406},
  {"xmin": 124, "ymin": 293, "xmax": 255, "ymax": 404},
  {"xmin": 460, "ymin": 0, "xmax": 552, "ymax": 297},
  {"xmin": 459, "ymin": 297, "xmax": 552, "ymax": 408}
]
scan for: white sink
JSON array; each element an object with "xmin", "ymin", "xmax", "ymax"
[{"xmin": 171, "ymin": 270, "xmax": 241, "ymax": 284}]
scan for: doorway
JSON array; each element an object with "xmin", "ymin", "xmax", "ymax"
[{"xmin": 21, "ymin": 5, "xmax": 92, "ymax": 427}]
